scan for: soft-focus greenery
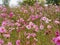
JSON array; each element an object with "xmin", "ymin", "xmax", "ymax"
[
  {"xmin": 2, "ymin": 0, "xmax": 10, "ymax": 6},
  {"xmin": 46, "ymin": 0, "xmax": 60, "ymax": 5},
  {"xmin": 18, "ymin": 0, "xmax": 37, "ymax": 6}
]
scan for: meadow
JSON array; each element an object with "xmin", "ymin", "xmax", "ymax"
[{"xmin": 0, "ymin": 3, "xmax": 60, "ymax": 45}]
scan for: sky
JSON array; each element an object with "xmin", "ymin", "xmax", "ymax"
[
  {"xmin": 0, "ymin": 0, "xmax": 3, "ymax": 4},
  {"xmin": 0, "ymin": 0, "xmax": 23, "ymax": 7}
]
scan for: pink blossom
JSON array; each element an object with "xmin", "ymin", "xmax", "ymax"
[
  {"xmin": 45, "ymin": 19, "xmax": 51, "ymax": 23},
  {"xmin": 19, "ymin": 18, "xmax": 24, "ymax": 22},
  {"xmin": 54, "ymin": 20, "xmax": 60, "ymax": 24},
  {"xmin": 33, "ymin": 25, "xmax": 37, "ymax": 29},
  {"xmin": 2, "ymin": 21, "xmax": 7, "ymax": 26},
  {"xmin": 0, "ymin": 6, "xmax": 3, "ymax": 9},
  {"xmin": 26, "ymin": 33, "xmax": 36, "ymax": 39},
  {"xmin": 32, "ymin": 24, "xmax": 39, "ymax": 32},
  {"xmin": 23, "ymin": 10, "xmax": 28, "ymax": 13},
  {"xmin": 0, "ymin": 13, "xmax": 7, "ymax": 18},
  {"xmin": 35, "ymin": 15, "xmax": 39, "ymax": 19},
  {"xmin": 39, "ymin": 24, "xmax": 44, "ymax": 30},
  {"xmin": 16, "ymin": 40, "xmax": 20, "ymax": 45},
  {"xmin": 2, "ymin": 8, "xmax": 7, "ymax": 12},
  {"xmin": 53, "ymin": 36, "xmax": 60, "ymax": 45},
  {"xmin": 41, "ymin": 17, "xmax": 51, "ymax": 23},
  {"xmin": 7, "ymin": 42, "xmax": 12, "ymax": 45},
  {"xmin": 3, "ymin": 33, "xmax": 10, "ymax": 38},
  {"xmin": 9, "ymin": 12, "xmax": 14, "ymax": 18},
  {"xmin": 30, "ymin": 15, "xmax": 36, "ymax": 21},
  {"xmin": 55, "ymin": 30, "xmax": 60, "ymax": 37},
  {"xmin": 26, "ymin": 25, "xmax": 31, "ymax": 29},
  {"xmin": 0, "ymin": 26, "xmax": 7, "ymax": 33},
  {"xmin": 29, "ymin": 22, "xmax": 34, "ymax": 26},
  {"xmin": 47, "ymin": 25, "xmax": 52, "ymax": 29},
  {"xmin": 29, "ymin": 6, "xmax": 34, "ymax": 13},
  {"xmin": 26, "ymin": 35, "xmax": 31, "ymax": 39},
  {"xmin": 41, "ymin": 17, "xmax": 47, "ymax": 21},
  {"xmin": 0, "ymin": 39, "xmax": 4, "ymax": 45},
  {"xmin": 26, "ymin": 33, "xmax": 31, "ymax": 39},
  {"xmin": 34, "ymin": 26, "xmax": 39, "ymax": 32},
  {"xmin": 32, "ymin": 18, "xmax": 36, "ymax": 21},
  {"xmin": 15, "ymin": 22, "xmax": 21, "ymax": 27},
  {"xmin": 31, "ymin": 33, "xmax": 36, "ymax": 37}
]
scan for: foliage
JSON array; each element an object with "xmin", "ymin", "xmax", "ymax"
[
  {"xmin": 2, "ymin": 0, "xmax": 10, "ymax": 6},
  {"xmin": 46, "ymin": 0, "xmax": 60, "ymax": 5},
  {"xmin": 18, "ymin": 0, "xmax": 37, "ymax": 6}
]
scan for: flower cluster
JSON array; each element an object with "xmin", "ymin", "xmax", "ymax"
[
  {"xmin": 0, "ymin": 3, "xmax": 60, "ymax": 45},
  {"xmin": 53, "ymin": 30, "xmax": 60, "ymax": 45}
]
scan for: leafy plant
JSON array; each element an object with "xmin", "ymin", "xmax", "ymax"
[
  {"xmin": 46, "ymin": 0, "xmax": 60, "ymax": 5},
  {"xmin": 18, "ymin": 0, "xmax": 36, "ymax": 6}
]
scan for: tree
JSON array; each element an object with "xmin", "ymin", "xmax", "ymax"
[
  {"xmin": 53, "ymin": 0, "xmax": 60, "ymax": 5},
  {"xmin": 18, "ymin": 0, "xmax": 37, "ymax": 6},
  {"xmin": 46, "ymin": 0, "xmax": 60, "ymax": 5},
  {"xmin": 2, "ymin": 0, "xmax": 10, "ymax": 6}
]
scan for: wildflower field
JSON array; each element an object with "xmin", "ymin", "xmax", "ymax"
[{"xmin": 0, "ymin": 3, "xmax": 60, "ymax": 45}]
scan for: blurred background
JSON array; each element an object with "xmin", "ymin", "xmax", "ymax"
[{"xmin": 0, "ymin": 0, "xmax": 60, "ymax": 7}]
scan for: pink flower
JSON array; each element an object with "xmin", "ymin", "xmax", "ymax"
[
  {"xmin": 39, "ymin": 24, "xmax": 44, "ymax": 30},
  {"xmin": 0, "ymin": 6, "xmax": 3, "ymax": 9},
  {"xmin": 24, "ymin": 32, "xmax": 27, "ymax": 36},
  {"xmin": 47, "ymin": 25, "xmax": 52, "ymax": 29},
  {"xmin": 41, "ymin": 17, "xmax": 47, "ymax": 21},
  {"xmin": 2, "ymin": 8, "xmax": 7, "ymax": 12},
  {"xmin": 2, "ymin": 21, "xmax": 7, "ymax": 26},
  {"xmin": 23, "ymin": 10, "xmax": 28, "ymax": 13},
  {"xmin": 41, "ymin": 17, "xmax": 51, "ymax": 23},
  {"xmin": 3, "ymin": 33, "xmax": 10, "ymax": 38},
  {"xmin": 30, "ymin": 15, "xmax": 36, "ymax": 21},
  {"xmin": 55, "ymin": 30, "xmax": 60, "ymax": 37},
  {"xmin": 54, "ymin": 20, "xmax": 60, "ymax": 24},
  {"xmin": 45, "ymin": 19, "xmax": 51, "ymax": 23},
  {"xmin": 0, "ymin": 13, "xmax": 7, "ymax": 18},
  {"xmin": 7, "ymin": 42, "xmax": 12, "ymax": 45},
  {"xmin": 26, "ymin": 33, "xmax": 31, "ymax": 39},
  {"xmin": 0, "ymin": 39, "xmax": 4, "ymax": 45},
  {"xmin": 16, "ymin": 40, "xmax": 20, "ymax": 45},
  {"xmin": 29, "ymin": 6, "xmax": 34, "ymax": 13},
  {"xmin": 31, "ymin": 33, "xmax": 36, "ymax": 37},
  {"xmin": 15, "ymin": 22, "xmax": 21, "ymax": 27},
  {"xmin": 26, "ymin": 33, "xmax": 36, "ymax": 39},
  {"xmin": 26, "ymin": 35, "xmax": 31, "ymax": 39},
  {"xmin": 33, "ymin": 25, "xmax": 37, "ymax": 29},
  {"xmin": 31, "ymin": 24, "xmax": 39, "ymax": 32},
  {"xmin": 53, "ymin": 36, "xmax": 60, "ymax": 45},
  {"xmin": 19, "ymin": 18, "xmax": 24, "ymax": 22},
  {"xmin": 0, "ymin": 26, "xmax": 7, "ymax": 33},
  {"xmin": 35, "ymin": 15, "xmax": 39, "ymax": 19},
  {"xmin": 9, "ymin": 12, "xmax": 14, "ymax": 18},
  {"xmin": 26, "ymin": 25, "xmax": 31, "ymax": 29},
  {"xmin": 34, "ymin": 25, "xmax": 39, "ymax": 32},
  {"xmin": 29, "ymin": 22, "xmax": 34, "ymax": 26}
]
